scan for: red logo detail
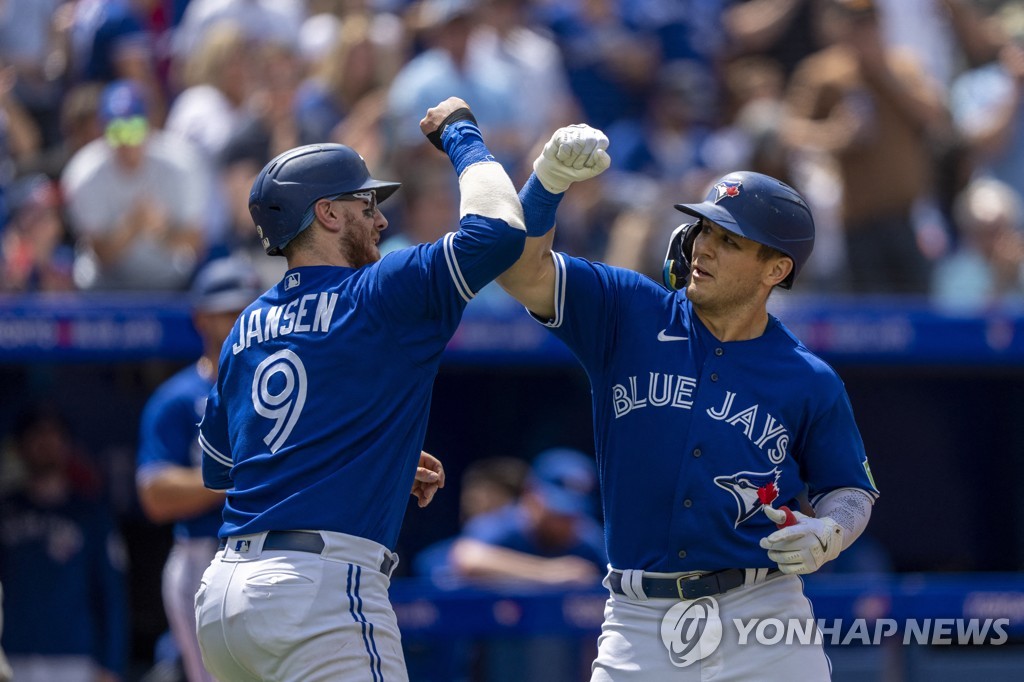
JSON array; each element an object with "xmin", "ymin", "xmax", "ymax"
[
  {"xmin": 713, "ymin": 180, "xmax": 743, "ymax": 203},
  {"xmin": 756, "ymin": 482, "xmax": 779, "ymax": 505}
]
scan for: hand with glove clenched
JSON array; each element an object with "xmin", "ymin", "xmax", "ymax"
[
  {"xmin": 532, "ymin": 124, "xmax": 611, "ymax": 194},
  {"xmin": 760, "ymin": 505, "xmax": 845, "ymax": 575}
]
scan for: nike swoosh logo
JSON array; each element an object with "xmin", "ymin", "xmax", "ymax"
[{"xmin": 657, "ymin": 329, "xmax": 689, "ymax": 342}]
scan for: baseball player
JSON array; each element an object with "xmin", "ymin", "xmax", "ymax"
[
  {"xmin": 136, "ymin": 256, "xmax": 263, "ymax": 682},
  {"xmin": 497, "ymin": 126, "xmax": 879, "ymax": 680},
  {"xmin": 193, "ymin": 96, "xmax": 525, "ymax": 681}
]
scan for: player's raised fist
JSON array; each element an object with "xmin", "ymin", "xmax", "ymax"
[
  {"xmin": 533, "ymin": 124, "xmax": 611, "ymax": 194},
  {"xmin": 421, "ymin": 97, "xmax": 478, "ymax": 150}
]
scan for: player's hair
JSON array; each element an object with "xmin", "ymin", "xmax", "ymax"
[{"xmin": 281, "ymin": 219, "xmax": 317, "ymax": 259}]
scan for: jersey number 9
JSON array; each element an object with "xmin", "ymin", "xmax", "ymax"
[{"xmin": 251, "ymin": 349, "xmax": 307, "ymax": 453}]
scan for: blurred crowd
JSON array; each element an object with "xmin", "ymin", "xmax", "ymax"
[{"xmin": 2, "ymin": 0, "xmax": 1024, "ymax": 308}]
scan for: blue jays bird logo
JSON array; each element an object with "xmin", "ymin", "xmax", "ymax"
[
  {"xmin": 714, "ymin": 468, "xmax": 781, "ymax": 527},
  {"xmin": 713, "ymin": 180, "xmax": 742, "ymax": 203}
]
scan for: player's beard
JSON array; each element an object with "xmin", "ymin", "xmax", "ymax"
[{"xmin": 338, "ymin": 207, "xmax": 381, "ymax": 268}]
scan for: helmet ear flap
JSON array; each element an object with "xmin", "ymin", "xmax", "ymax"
[{"xmin": 662, "ymin": 221, "xmax": 701, "ymax": 290}]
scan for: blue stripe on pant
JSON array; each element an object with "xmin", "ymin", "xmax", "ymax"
[{"xmin": 348, "ymin": 562, "xmax": 384, "ymax": 681}]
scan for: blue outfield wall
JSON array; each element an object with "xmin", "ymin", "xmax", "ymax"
[{"xmin": 2, "ymin": 291, "xmax": 1024, "ymax": 366}]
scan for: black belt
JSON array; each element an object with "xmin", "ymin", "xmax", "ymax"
[
  {"xmin": 609, "ymin": 567, "xmax": 780, "ymax": 600},
  {"xmin": 219, "ymin": 531, "xmax": 395, "ymax": 574}
]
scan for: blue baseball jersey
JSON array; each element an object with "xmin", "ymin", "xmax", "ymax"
[
  {"xmin": 137, "ymin": 363, "xmax": 222, "ymax": 539},
  {"xmin": 537, "ymin": 254, "xmax": 879, "ymax": 573},
  {"xmin": 200, "ymin": 218, "xmax": 525, "ymax": 550}
]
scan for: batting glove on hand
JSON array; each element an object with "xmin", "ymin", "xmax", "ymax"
[
  {"xmin": 533, "ymin": 124, "xmax": 611, "ymax": 194},
  {"xmin": 759, "ymin": 506, "xmax": 844, "ymax": 575}
]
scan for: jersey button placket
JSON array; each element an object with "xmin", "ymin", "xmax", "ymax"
[
  {"xmin": 678, "ymin": 550, "xmax": 687, "ymax": 559},
  {"xmin": 683, "ymin": 499, "xmax": 692, "ymax": 508},
  {"xmin": 692, "ymin": 448, "xmax": 701, "ymax": 458},
  {"xmin": 715, "ymin": 347, "xmax": 724, "ymax": 356}
]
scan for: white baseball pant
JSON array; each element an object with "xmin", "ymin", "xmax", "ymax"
[
  {"xmin": 592, "ymin": 570, "xmax": 832, "ymax": 681},
  {"xmin": 194, "ymin": 530, "xmax": 405, "ymax": 681}
]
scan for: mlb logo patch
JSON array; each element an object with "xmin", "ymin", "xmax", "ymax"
[
  {"xmin": 234, "ymin": 540, "xmax": 251, "ymax": 552},
  {"xmin": 285, "ymin": 273, "xmax": 301, "ymax": 290}
]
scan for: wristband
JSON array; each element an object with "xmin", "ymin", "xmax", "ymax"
[
  {"xmin": 426, "ymin": 107, "xmax": 477, "ymax": 150},
  {"xmin": 519, "ymin": 172, "xmax": 563, "ymax": 237}
]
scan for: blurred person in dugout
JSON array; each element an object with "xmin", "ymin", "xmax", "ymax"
[
  {"xmin": 932, "ymin": 177, "xmax": 1024, "ymax": 310},
  {"xmin": 413, "ymin": 455, "xmax": 529, "ymax": 584},
  {"xmin": 448, "ymin": 448, "xmax": 606, "ymax": 682},
  {"xmin": 783, "ymin": 0, "xmax": 950, "ymax": 294},
  {"xmin": 449, "ymin": 447, "xmax": 606, "ymax": 586},
  {"xmin": 60, "ymin": 79, "xmax": 211, "ymax": 291},
  {"xmin": 0, "ymin": 406, "xmax": 128, "ymax": 682},
  {"xmin": 136, "ymin": 257, "xmax": 264, "ymax": 682}
]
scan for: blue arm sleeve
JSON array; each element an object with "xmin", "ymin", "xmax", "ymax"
[
  {"xmin": 519, "ymin": 172, "xmax": 563, "ymax": 237},
  {"xmin": 441, "ymin": 119, "xmax": 495, "ymax": 176}
]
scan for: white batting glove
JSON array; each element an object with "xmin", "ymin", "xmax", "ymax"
[
  {"xmin": 759, "ymin": 506, "xmax": 844, "ymax": 575},
  {"xmin": 533, "ymin": 124, "xmax": 611, "ymax": 194}
]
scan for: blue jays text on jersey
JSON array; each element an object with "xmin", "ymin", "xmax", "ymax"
[
  {"xmin": 199, "ymin": 218, "xmax": 525, "ymax": 551},
  {"xmin": 536, "ymin": 253, "xmax": 879, "ymax": 573}
]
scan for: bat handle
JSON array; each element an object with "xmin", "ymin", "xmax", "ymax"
[{"xmin": 777, "ymin": 505, "xmax": 798, "ymax": 529}]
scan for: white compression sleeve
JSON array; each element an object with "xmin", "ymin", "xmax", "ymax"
[
  {"xmin": 459, "ymin": 161, "xmax": 526, "ymax": 231},
  {"xmin": 812, "ymin": 487, "xmax": 874, "ymax": 552}
]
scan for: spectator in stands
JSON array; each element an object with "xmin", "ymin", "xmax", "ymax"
[
  {"xmin": 294, "ymin": 11, "xmax": 400, "ymax": 146},
  {"xmin": 165, "ymin": 21, "xmax": 251, "ymax": 161},
  {"xmin": 216, "ymin": 42, "xmax": 306, "ymax": 171},
  {"xmin": 724, "ymin": 0, "xmax": 822, "ymax": 77},
  {"xmin": 783, "ymin": 0, "xmax": 950, "ymax": 294},
  {"xmin": 535, "ymin": 0, "xmax": 659, "ymax": 132},
  {"xmin": 0, "ymin": 59, "xmax": 43, "ymax": 205},
  {"xmin": 932, "ymin": 177, "xmax": 1024, "ymax": 310},
  {"xmin": 0, "ymin": 174, "xmax": 75, "ymax": 292},
  {"xmin": 950, "ymin": 1, "xmax": 1024, "ymax": 197},
  {"xmin": 0, "ymin": 0, "xmax": 66, "ymax": 149},
  {"xmin": 171, "ymin": 0, "xmax": 305, "ymax": 62},
  {"xmin": 69, "ymin": 0, "xmax": 169, "ymax": 126},
  {"xmin": 0, "ymin": 406, "xmax": 128, "ymax": 682},
  {"xmin": 386, "ymin": 0, "xmax": 522, "ymax": 160},
  {"xmin": 471, "ymin": 0, "xmax": 578, "ymax": 168},
  {"xmin": 61, "ymin": 79, "xmax": 210, "ymax": 290},
  {"xmin": 380, "ymin": 156, "xmax": 460, "ymax": 256},
  {"xmin": 16, "ymin": 81, "xmax": 105, "ymax": 182},
  {"xmin": 136, "ymin": 257, "xmax": 262, "ymax": 682},
  {"xmin": 449, "ymin": 447, "xmax": 606, "ymax": 586}
]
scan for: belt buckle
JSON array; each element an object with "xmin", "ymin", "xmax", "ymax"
[{"xmin": 675, "ymin": 573, "xmax": 701, "ymax": 600}]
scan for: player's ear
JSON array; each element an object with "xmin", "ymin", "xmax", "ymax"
[
  {"xmin": 764, "ymin": 256, "xmax": 793, "ymax": 288},
  {"xmin": 313, "ymin": 198, "xmax": 337, "ymax": 227}
]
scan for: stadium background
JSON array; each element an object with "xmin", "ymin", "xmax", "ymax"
[{"xmin": 5, "ymin": 0, "xmax": 1024, "ymax": 679}]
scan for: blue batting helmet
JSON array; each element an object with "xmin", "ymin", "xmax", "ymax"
[
  {"xmin": 249, "ymin": 143, "xmax": 401, "ymax": 255},
  {"xmin": 663, "ymin": 171, "xmax": 815, "ymax": 290}
]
